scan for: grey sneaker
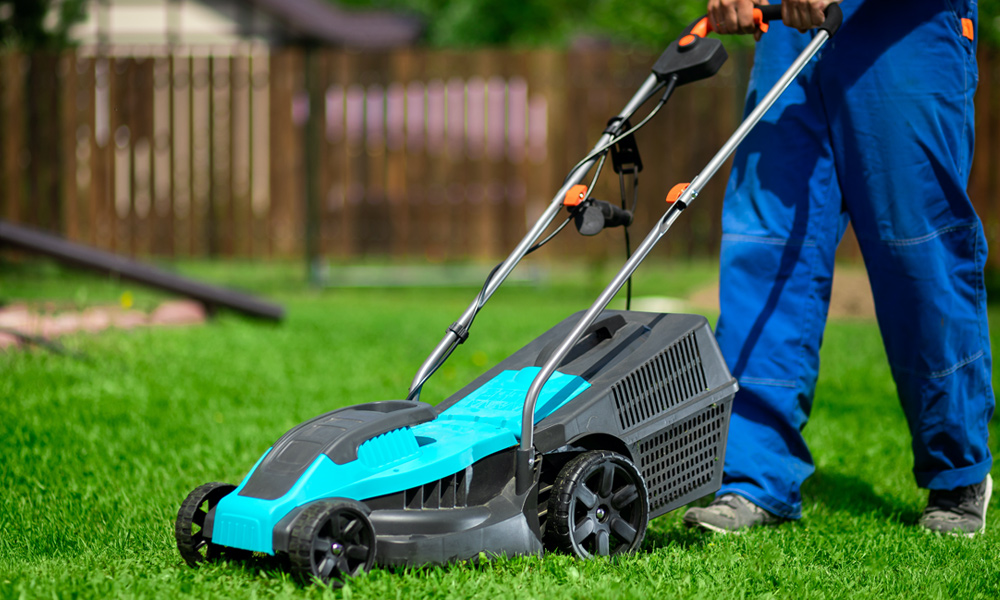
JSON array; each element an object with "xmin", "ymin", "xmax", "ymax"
[
  {"xmin": 918, "ymin": 474, "xmax": 993, "ymax": 537},
  {"xmin": 683, "ymin": 493, "xmax": 788, "ymax": 534}
]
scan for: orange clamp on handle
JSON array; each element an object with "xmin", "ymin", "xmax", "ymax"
[
  {"xmin": 753, "ymin": 8, "xmax": 769, "ymax": 33},
  {"xmin": 666, "ymin": 183, "xmax": 689, "ymax": 204},
  {"xmin": 564, "ymin": 184, "xmax": 588, "ymax": 207}
]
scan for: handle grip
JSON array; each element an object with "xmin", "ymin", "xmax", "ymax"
[
  {"xmin": 754, "ymin": 3, "xmax": 843, "ymax": 37},
  {"xmin": 756, "ymin": 4, "xmax": 783, "ymax": 22},
  {"xmin": 573, "ymin": 200, "xmax": 633, "ymax": 236},
  {"xmin": 685, "ymin": 3, "xmax": 843, "ymax": 40}
]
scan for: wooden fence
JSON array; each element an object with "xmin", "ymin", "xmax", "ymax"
[{"xmin": 3, "ymin": 46, "xmax": 1000, "ymax": 266}]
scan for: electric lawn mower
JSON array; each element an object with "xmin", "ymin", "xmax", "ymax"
[{"xmin": 175, "ymin": 4, "xmax": 843, "ymax": 584}]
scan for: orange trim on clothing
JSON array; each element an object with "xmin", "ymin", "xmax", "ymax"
[{"xmin": 962, "ymin": 18, "xmax": 975, "ymax": 41}]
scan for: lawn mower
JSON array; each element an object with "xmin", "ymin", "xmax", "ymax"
[{"xmin": 175, "ymin": 4, "xmax": 842, "ymax": 584}]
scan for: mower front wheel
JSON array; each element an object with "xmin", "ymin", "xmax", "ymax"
[
  {"xmin": 287, "ymin": 499, "xmax": 377, "ymax": 585},
  {"xmin": 545, "ymin": 450, "xmax": 649, "ymax": 558},
  {"xmin": 175, "ymin": 482, "xmax": 238, "ymax": 567}
]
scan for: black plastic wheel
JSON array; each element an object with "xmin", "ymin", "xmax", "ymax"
[
  {"xmin": 175, "ymin": 482, "xmax": 236, "ymax": 567},
  {"xmin": 545, "ymin": 450, "xmax": 648, "ymax": 558},
  {"xmin": 287, "ymin": 500, "xmax": 376, "ymax": 585}
]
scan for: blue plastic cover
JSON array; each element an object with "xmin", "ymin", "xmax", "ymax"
[{"xmin": 211, "ymin": 367, "xmax": 589, "ymax": 554}]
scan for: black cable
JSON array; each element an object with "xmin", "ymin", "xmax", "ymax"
[
  {"xmin": 562, "ymin": 75, "xmax": 677, "ymax": 188},
  {"xmin": 618, "ymin": 169, "xmax": 635, "ymax": 311}
]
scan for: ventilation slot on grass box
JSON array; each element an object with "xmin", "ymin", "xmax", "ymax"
[
  {"xmin": 637, "ymin": 402, "xmax": 728, "ymax": 512},
  {"xmin": 611, "ymin": 332, "xmax": 708, "ymax": 431}
]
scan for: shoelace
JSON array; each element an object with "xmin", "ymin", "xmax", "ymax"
[
  {"xmin": 927, "ymin": 482, "xmax": 982, "ymax": 514},
  {"xmin": 713, "ymin": 494, "xmax": 751, "ymax": 512}
]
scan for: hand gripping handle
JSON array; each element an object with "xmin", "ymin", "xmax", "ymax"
[
  {"xmin": 755, "ymin": 3, "xmax": 844, "ymax": 37},
  {"xmin": 684, "ymin": 3, "xmax": 843, "ymax": 40}
]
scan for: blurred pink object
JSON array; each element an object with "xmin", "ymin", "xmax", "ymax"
[
  {"xmin": 149, "ymin": 300, "xmax": 207, "ymax": 326},
  {"xmin": 0, "ymin": 299, "xmax": 207, "ymax": 351}
]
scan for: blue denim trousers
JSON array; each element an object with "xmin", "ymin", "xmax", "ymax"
[{"xmin": 715, "ymin": 0, "xmax": 994, "ymax": 518}]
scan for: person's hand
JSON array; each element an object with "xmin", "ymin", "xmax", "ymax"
[
  {"xmin": 780, "ymin": 0, "xmax": 842, "ymax": 32},
  {"xmin": 707, "ymin": 0, "xmax": 769, "ymax": 41},
  {"xmin": 707, "ymin": 0, "xmax": 842, "ymax": 39}
]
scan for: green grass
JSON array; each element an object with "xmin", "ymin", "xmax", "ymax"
[{"xmin": 1, "ymin": 259, "xmax": 998, "ymax": 599}]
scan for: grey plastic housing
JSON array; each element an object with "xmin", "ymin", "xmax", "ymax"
[
  {"xmin": 437, "ymin": 310, "xmax": 738, "ymax": 519},
  {"xmin": 239, "ymin": 400, "xmax": 436, "ymax": 501}
]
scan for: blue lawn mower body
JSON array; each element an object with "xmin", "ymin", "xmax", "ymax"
[{"xmin": 175, "ymin": 5, "xmax": 842, "ymax": 584}]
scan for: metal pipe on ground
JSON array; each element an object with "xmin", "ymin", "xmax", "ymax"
[{"xmin": 0, "ymin": 220, "xmax": 284, "ymax": 322}]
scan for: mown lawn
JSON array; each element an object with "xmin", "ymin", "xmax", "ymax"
[{"xmin": 1, "ymin": 259, "xmax": 998, "ymax": 599}]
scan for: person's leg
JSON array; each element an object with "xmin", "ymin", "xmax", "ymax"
[
  {"xmin": 825, "ymin": 0, "xmax": 993, "ymax": 521},
  {"xmin": 697, "ymin": 25, "xmax": 847, "ymax": 522}
]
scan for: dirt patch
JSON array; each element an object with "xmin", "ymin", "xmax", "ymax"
[
  {"xmin": 0, "ymin": 300, "xmax": 207, "ymax": 350},
  {"xmin": 687, "ymin": 267, "xmax": 876, "ymax": 319}
]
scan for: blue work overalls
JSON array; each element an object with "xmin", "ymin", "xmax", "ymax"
[{"xmin": 715, "ymin": 0, "xmax": 994, "ymax": 518}]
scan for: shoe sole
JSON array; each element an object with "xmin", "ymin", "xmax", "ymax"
[
  {"xmin": 683, "ymin": 512, "xmax": 783, "ymax": 535},
  {"xmin": 689, "ymin": 521, "xmax": 745, "ymax": 535}
]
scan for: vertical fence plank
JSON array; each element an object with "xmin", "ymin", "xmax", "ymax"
[
  {"xmin": 422, "ymin": 51, "xmax": 449, "ymax": 261},
  {"xmin": 90, "ymin": 57, "xmax": 111, "ymax": 250},
  {"xmin": 59, "ymin": 52, "xmax": 78, "ymax": 242},
  {"xmin": 359, "ymin": 51, "xmax": 390, "ymax": 257},
  {"xmin": 190, "ymin": 55, "xmax": 212, "ymax": 257},
  {"xmin": 131, "ymin": 58, "xmax": 155, "ymax": 257},
  {"xmin": 445, "ymin": 50, "xmax": 473, "ymax": 259},
  {"xmin": 170, "ymin": 54, "xmax": 191, "ymax": 256},
  {"xmin": 73, "ymin": 56, "xmax": 96, "ymax": 244},
  {"xmin": 269, "ymin": 48, "xmax": 302, "ymax": 257},
  {"xmin": 387, "ymin": 49, "xmax": 415, "ymax": 258},
  {"xmin": 151, "ymin": 57, "xmax": 173, "ymax": 255},
  {"xmin": 249, "ymin": 49, "xmax": 271, "ymax": 258},
  {"xmin": 1, "ymin": 54, "xmax": 25, "ymax": 225},
  {"xmin": 230, "ymin": 52, "xmax": 252, "ymax": 258},
  {"xmin": 322, "ymin": 49, "xmax": 349, "ymax": 260}
]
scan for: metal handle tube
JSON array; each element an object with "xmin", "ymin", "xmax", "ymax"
[
  {"xmin": 408, "ymin": 74, "xmax": 665, "ymax": 398},
  {"xmin": 519, "ymin": 30, "xmax": 830, "ymax": 453}
]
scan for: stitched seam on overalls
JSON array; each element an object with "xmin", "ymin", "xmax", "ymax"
[
  {"xmin": 721, "ymin": 233, "xmax": 818, "ymax": 247},
  {"xmin": 890, "ymin": 349, "xmax": 985, "ymax": 379},
  {"xmin": 881, "ymin": 224, "xmax": 976, "ymax": 247},
  {"xmin": 739, "ymin": 376, "xmax": 798, "ymax": 389}
]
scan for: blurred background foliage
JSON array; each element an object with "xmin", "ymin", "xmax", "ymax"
[
  {"xmin": 0, "ymin": 0, "xmax": 998, "ymax": 50},
  {"xmin": 0, "ymin": 0, "xmax": 87, "ymax": 50},
  {"xmin": 338, "ymin": 0, "xmax": 1000, "ymax": 49}
]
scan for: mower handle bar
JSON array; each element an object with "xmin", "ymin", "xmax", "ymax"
[{"xmin": 517, "ymin": 20, "xmax": 837, "ymax": 471}]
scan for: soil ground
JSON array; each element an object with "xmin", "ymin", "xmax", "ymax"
[{"xmin": 687, "ymin": 266, "xmax": 876, "ymax": 319}]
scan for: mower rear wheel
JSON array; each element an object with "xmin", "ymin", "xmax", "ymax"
[
  {"xmin": 287, "ymin": 500, "xmax": 376, "ymax": 585},
  {"xmin": 545, "ymin": 450, "xmax": 648, "ymax": 558},
  {"xmin": 175, "ymin": 482, "xmax": 237, "ymax": 567}
]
